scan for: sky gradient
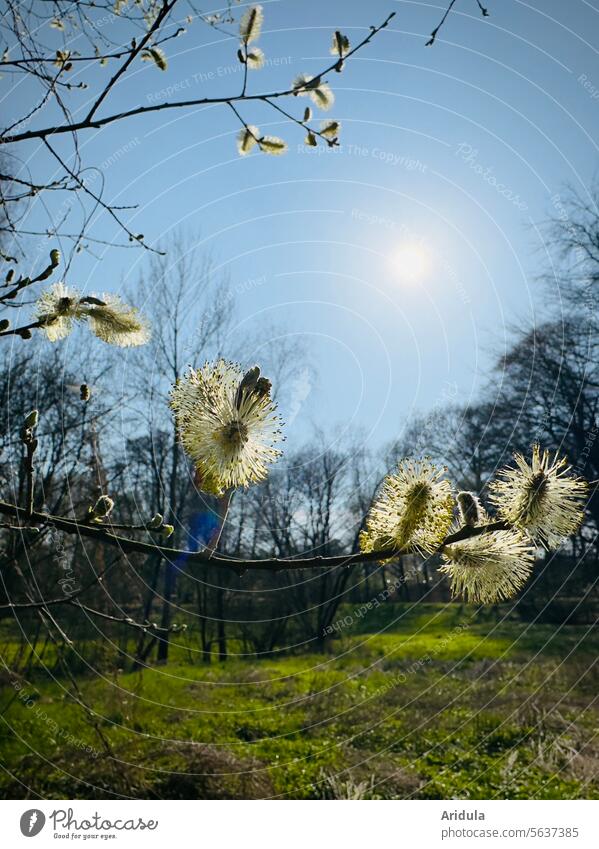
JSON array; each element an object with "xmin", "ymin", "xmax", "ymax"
[{"xmin": 7, "ymin": 0, "xmax": 599, "ymax": 450}]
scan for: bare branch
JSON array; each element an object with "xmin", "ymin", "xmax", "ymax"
[
  {"xmin": 426, "ymin": 0, "xmax": 490, "ymax": 47},
  {"xmin": 2, "ymin": 12, "xmax": 396, "ymax": 145},
  {"xmin": 0, "ymin": 497, "xmax": 511, "ymax": 573}
]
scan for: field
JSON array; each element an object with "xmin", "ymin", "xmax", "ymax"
[{"xmin": 1, "ymin": 603, "xmax": 598, "ymax": 799}]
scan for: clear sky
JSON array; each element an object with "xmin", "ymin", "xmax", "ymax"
[{"xmin": 8, "ymin": 0, "xmax": 599, "ymax": 450}]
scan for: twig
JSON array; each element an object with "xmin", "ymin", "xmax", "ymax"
[
  {"xmin": 206, "ymin": 489, "xmax": 234, "ymax": 559},
  {"xmin": 84, "ymin": 0, "xmax": 178, "ymax": 124},
  {"xmin": 42, "ymin": 139, "xmax": 161, "ymax": 254},
  {"xmin": 0, "ymin": 250, "xmax": 60, "ymax": 303},
  {"xmin": 426, "ymin": 0, "xmax": 490, "ymax": 47},
  {"xmin": 263, "ymin": 98, "xmax": 340, "ymax": 147},
  {"xmin": 0, "ymin": 562, "xmax": 183, "ymax": 633},
  {"xmin": 69, "ymin": 600, "xmax": 183, "ymax": 633},
  {"xmin": 0, "ymin": 27, "xmax": 185, "ymax": 68},
  {"xmin": 0, "ymin": 497, "xmax": 511, "ymax": 573},
  {"xmin": 2, "ymin": 12, "xmax": 396, "ymax": 145},
  {"xmin": 426, "ymin": 0, "xmax": 458, "ymax": 46},
  {"xmin": 0, "ymin": 320, "xmax": 44, "ymax": 338},
  {"xmin": 20, "ymin": 420, "xmax": 38, "ymax": 519}
]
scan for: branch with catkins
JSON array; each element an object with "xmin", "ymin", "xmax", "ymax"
[{"xmin": 0, "ymin": 370, "xmax": 590, "ymax": 608}]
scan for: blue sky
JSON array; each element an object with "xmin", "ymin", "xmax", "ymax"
[{"xmin": 8, "ymin": 0, "xmax": 599, "ymax": 449}]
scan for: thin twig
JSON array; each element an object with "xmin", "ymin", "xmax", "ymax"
[
  {"xmin": 426, "ymin": 0, "xmax": 490, "ymax": 47},
  {"xmin": 426, "ymin": 0, "xmax": 458, "ymax": 46},
  {"xmin": 0, "ymin": 320, "xmax": 44, "ymax": 338},
  {"xmin": 2, "ymin": 12, "xmax": 396, "ymax": 145},
  {"xmin": 206, "ymin": 488, "xmax": 234, "ymax": 559},
  {"xmin": 0, "ymin": 497, "xmax": 511, "ymax": 573}
]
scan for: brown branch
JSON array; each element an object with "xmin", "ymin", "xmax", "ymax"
[
  {"xmin": 24, "ymin": 442, "xmax": 36, "ymax": 518},
  {"xmin": 426, "ymin": 0, "xmax": 489, "ymax": 47},
  {"xmin": 68, "ymin": 600, "xmax": 184, "ymax": 633},
  {"xmin": 0, "ymin": 320, "xmax": 45, "ymax": 338},
  {"xmin": 2, "ymin": 12, "xmax": 396, "ymax": 145},
  {"xmin": 0, "ymin": 24, "xmax": 185, "ymax": 68},
  {"xmin": 0, "ymin": 560, "xmax": 183, "ymax": 633},
  {"xmin": 263, "ymin": 98, "xmax": 340, "ymax": 148},
  {"xmin": 0, "ymin": 498, "xmax": 510, "ymax": 574},
  {"xmin": 84, "ymin": 0, "xmax": 179, "ymax": 124},
  {"xmin": 205, "ymin": 488, "xmax": 234, "ymax": 558},
  {"xmin": 0, "ymin": 251, "xmax": 60, "ymax": 302},
  {"xmin": 41, "ymin": 139, "xmax": 161, "ymax": 254},
  {"xmin": 20, "ymin": 420, "xmax": 38, "ymax": 518}
]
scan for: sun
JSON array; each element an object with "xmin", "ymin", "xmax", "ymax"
[{"xmin": 390, "ymin": 241, "xmax": 432, "ymax": 282}]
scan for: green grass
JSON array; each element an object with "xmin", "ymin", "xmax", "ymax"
[{"xmin": 1, "ymin": 603, "xmax": 598, "ymax": 799}]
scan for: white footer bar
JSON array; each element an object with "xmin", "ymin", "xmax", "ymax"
[{"xmin": 1, "ymin": 800, "xmax": 597, "ymax": 848}]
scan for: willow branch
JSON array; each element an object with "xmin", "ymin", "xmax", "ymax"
[
  {"xmin": 68, "ymin": 600, "xmax": 183, "ymax": 633},
  {"xmin": 426, "ymin": 0, "xmax": 489, "ymax": 47},
  {"xmin": 263, "ymin": 98, "xmax": 340, "ymax": 147},
  {"xmin": 84, "ymin": 0, "xmax": 178, "ymax": 124},
  {"xmin": 205, "ymin": 488, "xmax": 234, "ymax": 559},
  {"xmin": 0, "ymin": 26, "xmax": 186, "ymax": 68},
  {"xmin": 41, "ymin": 139, "xmax": 159, "ymax": 253},
  {"xmin": 0, "ymin": 562, "xmax": 183, "ymax": 633},
  {"xmin": 2, "ymin": 12, "xmax": 396, "ymax": 145},
  {"xmin": 0, "ymin": 320, "xmax": 44, "ymax": 339},
  {"xmin": 0, "ymin": 498, "xmax": 510, "ymax": 573}
]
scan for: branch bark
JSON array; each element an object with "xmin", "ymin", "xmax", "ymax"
[
  {"xmin": 1, "ymin": 13, "xmax": 396, "ymax": 145},
  {"xmin": 0, "ymin": 498, "xmax": 510, "ymax": 573}
]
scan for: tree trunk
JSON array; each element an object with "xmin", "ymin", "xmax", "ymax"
[
  {"xmin": 132, "ymin": 553, "xmax": 163, "ymax": 669},
  {"xmin": 216, "ymin": 586, "xmax": 227, "ymax": 662},
  {"xmin": 156, "ymin": 561, "xmax": 175, "ymax": 663}
]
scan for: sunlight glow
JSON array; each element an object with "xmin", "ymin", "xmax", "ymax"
[{"xmin": 390, "ymin": 241, "xmax": 432, "ymax": 282}]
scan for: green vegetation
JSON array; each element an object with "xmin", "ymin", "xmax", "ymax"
[{"xmin": 1, "ymin": 604, "xmax": 597, "ymax": 799}]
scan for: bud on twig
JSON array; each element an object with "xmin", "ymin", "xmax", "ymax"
[
  {"xmin": 457, "ymin": 491, "xmax": 481, "ymax": 527},
  {"xmin": 20, "ymin": 413, "xmax": 39, "ymax": 519},
  {"xmin": 24, "ymin": 410, "xmax": 39, "ymax": 430},
  {"xmin": 147, "ymin": 513, "xmax": 163, "ymax": 529},
  {"xmin": 89, "ymin": 495, "xmax": 115, "ymax": 521}
]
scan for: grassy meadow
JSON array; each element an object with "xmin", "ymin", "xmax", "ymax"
[{"xmin": 1, "ymin": 603, "xmax": 598, "ymax": 799}]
